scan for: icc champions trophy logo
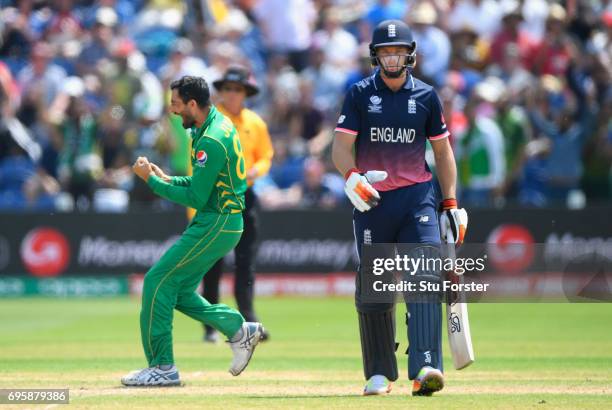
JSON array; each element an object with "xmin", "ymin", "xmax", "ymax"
[{"xmin": 20, "ymin": 227, "xmax": 71, "ymax": 277}]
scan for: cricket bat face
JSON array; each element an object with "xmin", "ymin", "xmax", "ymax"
[
  {"xmin": 447, "ymin": 300, "xmax": 475, "ymax": 370},
  {"xmin": 444, "ymin": 222, "xmax": 474, "ymax": 370}
]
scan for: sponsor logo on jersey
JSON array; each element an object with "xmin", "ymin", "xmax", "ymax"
[
  {"xmin": 337, "ymin": 115, "xmax": 345, "ymax": 124},
  {"xmin": 370, "ymin": 127, "xmax": 416, "ymax": 143},
  {"xmin": 356, "ymin": 77, "xmax": 371, "ymax": 90},
  {"xmin": 368, "ymin": 95, "xmax": 382, "ymax": 113},
  {"xmin": 195, "ymin": 150, "xmax": 207, "ymax": 167}
]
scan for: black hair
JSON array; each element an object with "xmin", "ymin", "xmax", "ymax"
[{"xmin": 170, "ymin": 76, "xmax": 210, "ymax": 107}]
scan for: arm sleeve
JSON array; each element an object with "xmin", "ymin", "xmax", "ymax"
[
  {"xmin": 252, "ymin": 118, "xmax": 274, "ymax": 177},
  {"xmin": 427, "ymin": 91, "xmax": 450, "ymax": 141},
  {"xmin": 148, "ymin": 137, "xmax": 225, "ymax": 209},
  {"xmin": 170, "ymin": 176, "xmax": 192, "ymax": 186},
  {"xmin": 334, "ymin": 85, "xmax": 360, "ymax": 136}
]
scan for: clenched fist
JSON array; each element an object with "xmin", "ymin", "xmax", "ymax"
[{"xmin": 132, "ymin": 156, "xmax": 153, "ymax": 182}]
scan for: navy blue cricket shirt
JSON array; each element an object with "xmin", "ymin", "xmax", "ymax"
[{"xmin": 334, "ymin": 70, "xmax": 449, "ymax": 191}]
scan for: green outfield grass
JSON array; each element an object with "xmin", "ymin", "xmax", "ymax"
[{"xmin": 0, "ymin": 296, "xmax": 611, "ymax": 409}]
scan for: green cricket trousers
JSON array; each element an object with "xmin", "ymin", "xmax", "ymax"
[{"xmin": 140, "ymin": 212, "xmax": 244, "ymax": 366}]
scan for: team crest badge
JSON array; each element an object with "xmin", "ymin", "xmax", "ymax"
[
  {"xmin": 408, "ymin": 98, "xmax": 417, "ymax": 114},
  {"xmin": 196, "ymin": 150, "xmax": 207, "ymax": 167}
]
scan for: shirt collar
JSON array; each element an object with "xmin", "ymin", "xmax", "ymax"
[
  {"xmin": 373, "ymin": 70, "xmax": 415, "ymax": 91},
  {"xmin": 192, "ymin": 105, "xmax": 217, "ymax": 137}
]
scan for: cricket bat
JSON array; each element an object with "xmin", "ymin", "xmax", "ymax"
[{"xmin": 445, "ymin": 232, "xmax": 475, "ymax": 370}]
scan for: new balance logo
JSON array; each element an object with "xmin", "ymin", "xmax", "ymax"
[
  {"xmin": 424, "ymin": 351, "xmax": 432, "ymax": 364},
  {"xmin": 388, "ymin": 24, "xmax": 396, "ymax": 37},
  {"xmin": 418, "ymin": 215, "xmax": 429, "ymax": 223},
  {"xmin": 363, "ymin": 229, "xmax": 372, "ymax": 245}
]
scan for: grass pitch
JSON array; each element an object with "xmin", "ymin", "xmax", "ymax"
[{"xmin": 0, "ymin": 296, "xmax": 611, "ymax": 409}]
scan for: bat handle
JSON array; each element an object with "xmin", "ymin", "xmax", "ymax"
[{"xmin": 446, "ymin": 230, "xmax": 456, "ymax": 259}]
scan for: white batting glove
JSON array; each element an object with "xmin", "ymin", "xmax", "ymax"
[
  {"xmin": 439, "ymin": 198, "xmax": 468, "ymax": 246},
  {"xmin": 344, "ymin": 168, "xmax": 388, "ymax": 212}
]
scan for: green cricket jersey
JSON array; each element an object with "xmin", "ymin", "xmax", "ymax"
[{"xmin": 148, "ymin": 105, "xmax": 247, "ymax": 214}]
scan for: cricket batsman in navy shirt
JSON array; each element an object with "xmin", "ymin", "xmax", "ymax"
[{"xmin": 332, "ymin": 19, "xmax": 468, "ymax": 396}]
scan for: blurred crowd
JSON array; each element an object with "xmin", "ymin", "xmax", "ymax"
[{"xmin": 0, "ymin": 0, "xmax": 611, "ymax": 212}]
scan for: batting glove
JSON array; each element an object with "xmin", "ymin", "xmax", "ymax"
[
  {"xmin": 344, "ymin": 168, "xmax": 388, "ymax": 212},
  {"xmin": 439, "ymin": 198, "xmax": 468, "ymax": 246}
]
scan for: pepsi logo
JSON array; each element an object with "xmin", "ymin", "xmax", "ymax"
[
  {"xmin": 196, "ymin": 150, "xmax": 207, "ymax": 167},
  {"xmin": 486, "ymin": 224, "xmax": 535, "ymax": 274},
  {"xmin": 20, "ymin": 227, "xmax": 70, "ymax": 277}
]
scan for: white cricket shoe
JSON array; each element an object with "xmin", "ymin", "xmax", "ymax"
[
  {"xmin": 363, "ymin": 374, "xmax": 392, "ymax": 395},
  {"xmin": 121, "ymin": 365, "xmax": 181, "ymax": 387},
  {"xmin": 228, "ymin": 322, "xmax": 264, "ymax": 376}
]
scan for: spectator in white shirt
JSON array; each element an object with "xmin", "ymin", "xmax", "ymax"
[
  {"xmin": 252, "ymin": 0, "xmax": 316, "ymax": 72},
  {"xmin": 408, "ymin": 2, "xmax": 451, "ymax": 87},
  {"xmin": 447, "ymin": 0, "xmax": 502, "ymax": 39},
  {"xmin": 311, "ymin": 8, "xmax": 358, "ymax": 75},
  {"xmin": 159, "ymin": 38, "xmax": 208, "ymax": 87}
]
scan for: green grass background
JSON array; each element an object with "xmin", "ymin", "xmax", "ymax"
[{"xmin": 0, "ymin": 297, "xmax": 611, "ymax": 409}]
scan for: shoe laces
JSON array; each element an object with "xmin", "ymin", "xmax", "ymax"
[{"xmin": 134, "ymin": 367, "xmax": 152, "ymax": 379}]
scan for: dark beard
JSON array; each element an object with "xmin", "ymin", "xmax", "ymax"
[{"xmin": 182, "ymin": 116, "xmax": 196, "ymax": 129}]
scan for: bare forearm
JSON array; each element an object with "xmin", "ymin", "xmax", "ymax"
[
  {"xmin": 332, "ymin": 139, "xmax": 357, "ymax": 176},
  {"xmin": 435, "ymin": 149, "xmax": 457, "ymax": 200}
]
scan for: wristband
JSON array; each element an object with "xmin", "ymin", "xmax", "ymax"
[
  {"xmin": 344, "ymin": 168, "xmax": 361, "ymax": 180},
  {"xmin": 440, "ymin": 198, "xmax": 458, "ymax": 211}
]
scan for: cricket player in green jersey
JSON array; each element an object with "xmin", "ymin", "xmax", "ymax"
[{"xmin": 122, "ymin": 76, "xmax": 265, "ymax": 387}]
